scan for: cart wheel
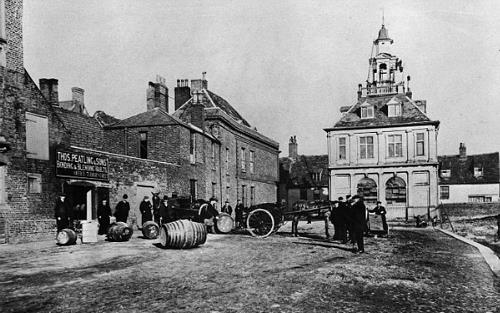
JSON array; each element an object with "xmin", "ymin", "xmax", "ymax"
[{"xmin": 247, "ymin": 209, "xmax": 275, "ymax": 238}]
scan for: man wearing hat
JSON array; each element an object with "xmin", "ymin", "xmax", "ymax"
[
  {"xmin": 151, "ymin": 190, "xmax": 161, "ymax": 224},
  {"xmin": 97, "ymin": 198, "xmax": 112, "ymax": 235},
  {"xmin": 159, "ymin": 195, "xmax": 176, "ymax": 224},
  {"xmin": 221, "ymin": 200, "xmax": 233, "ymax": 216},
  {"xmin": 139, "ymin": 195, "xmax": 153, "ymax": 227},
  {"xmin": 198, "ymin": 197, "xmax": 219, "ymax": 232},
  {"xmin": 349, "ymin": 195, "xmax": 366, "ymax": 253},
  {"xmin": 54, "ymin": 193, "xmax": 72, "ymax": 231},
  {"xmin": 369, "ymin": 201, "xmax": 388, "ymax": 235},
  {"xmin": 114, "ymin": 194, "xmax": 130, "ymax": 223}
]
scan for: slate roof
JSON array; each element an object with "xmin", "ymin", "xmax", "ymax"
[
  {"xmin": 54, "ymin": 107, "xmax": 104, "ymax": 150},
  {"xmin": 280, "ymin": 155, "xmax": 329, "ymax": 188},
  {"xmin": 93, "ymin": 110, "xmax": 120, "ymax": 127},
  {"xmin": 327, "ymin": 94, "xmax": 439, "ymax": 130},
  {"xmin": 438, "ymin": 152, "xmax": 499, "ymax": 185}
]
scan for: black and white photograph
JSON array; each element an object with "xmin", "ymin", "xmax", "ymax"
[{"xmin": 0, "ymin": 0, "xmax": 499, "ymax": 312}]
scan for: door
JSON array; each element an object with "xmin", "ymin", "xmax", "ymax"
[{"xmin": 135, "ymin": 184, "xmax": 155, "ymax": 227}]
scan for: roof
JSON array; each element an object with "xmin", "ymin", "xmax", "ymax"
[
  {"xmin": 173, "ymin": 89, "xmax": 279, "ymax": 149},
  {"xmin": 93, "ymin": 110, "xmax": 120, "ymax": 127},
  {"xmin": 326, "ymin": 94, "xmax": 439, "ymax": 131},
  {"xmin": 106, "ymin": 107, "xmax": 217, "ymax": 141},
  {"xmin": 376, "ymin": 24, "xmax": 391, "ymax": 41},
  {"xmin": 280, "ymin": 155, "xmax": 329, "ymax": 188},
  {"xmin": 54, "ymin": 107, "xmax": 104, "ymax": 150},
  {"xmin": 438, "ymin": 152, "xmax": 499, "ymax": 185}
]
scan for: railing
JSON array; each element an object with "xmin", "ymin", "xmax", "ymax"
[{"xmin": 361, "ymin": 85, "xmax": 403, "ymax": 97}]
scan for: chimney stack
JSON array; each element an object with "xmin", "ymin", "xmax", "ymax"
[
  {"xmin": 289, "ymin": 136, "xmax": 298, "ymax": 160},
  {"xmin": 174, "ymin": 79, "xmax": 191, "ymax": 111},
  {"xmin": 146, "ymin": 76, "xmax": 168, "ymax": 112},
  {"xmin": 71, "ymin": 87, "xmax": 85, "ymax": 113},
  {"xmin": 191, "ymin": 72, "xmax": 208, "ymax": 92},
  {"xmin": 39, "ymin": 78, "xmax": 59, "ymax": 106},
  {"xmin": 459, "ymin": 143, "xmax": 467, "ymax": 160},
  {"xmin": 189, "ymin": 90, "xmax": 205, "ymax": 130}
]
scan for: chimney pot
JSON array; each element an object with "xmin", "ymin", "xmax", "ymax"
[{"xmin": 288, "ymin": 136, "xmax": 298, "ymax": 160}]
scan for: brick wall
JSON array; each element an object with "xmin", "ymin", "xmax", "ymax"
[
  {"xmin": 55, "ymin": 108, "xmax": 103, "ymax": 150},
  {"xmin": 5, "ymin": 0, "xmax": 23, "ymax": 72}
]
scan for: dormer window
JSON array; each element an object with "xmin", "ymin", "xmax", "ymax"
[
  {"xmin": 387, "ymin": 97, "xmax": 401, "ymax": 117},
  {"xmin": 474, "ymin": 167, "xmax": 483, "ymax": 178},
  {"xmin": 360, "ymin": 101, "xmax": 374, "ymax": 119},
  {"xmin": 440, "ymin": 169, "xmax": 451, "ymax": 178}
]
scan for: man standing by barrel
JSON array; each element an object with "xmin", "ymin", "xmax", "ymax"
[
  {"xmin": 199, "ymin": 197, "xmax": 219, "ymax": 233},
  {"xmin": 159, "ymin": 196, "xmax": 176, "ymax": 224},
  {"xmin": 349, "ymin": 195, "xmax": 366, "ymax": 254},
  {"xmin": 221, "ymin": 200, "xmax": 233, "ymax": 216},
  {"xmin": 114, "ymin": 194, "xmax": 130, "ymax": 223},
  {"xmin": 139, "ymin": 196, "xmax": 153, "ymax": 228},
  {"xmin": 152, "ymin": 191, "xmax": 161, "ymax": 225},
  {"xmin": 235, "ymin": 199, "xmax": 244, "ymax": 229},
  {"xmin": 97, "ymin": 198, "xmax": 112, "ymax": 235},
  {"xmin": 54, "ymin": 193, "xmax": 72, "ymax": 231}
]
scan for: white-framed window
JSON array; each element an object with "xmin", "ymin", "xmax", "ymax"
[
  {"xmin": 189, "ymin": 132, "xmax": 196, "ymax": 164},
  {"xmin": 27, "ymin": 173, "xmax": 42, "ymax": 194},
  {"xmin": 474, "ymin": 167, "xmax": 483, "ymax": 178},
  {"xmin": 440, "ymin": 185, "xmax": 449, "ymax": 200},
  {"xmin": 359, "ymin": 136, "xmax": 374, "ymax": 159},
  {"xmin": 240, "ymin": 147, "xmax": 246, "ymax": 172},
  {"xmin": 312, "ymin": 172, "xmax": 322, "ymax": 182},
  {"xmin": 416, "ymin": 133, "xmax": 425, "ymax": 156},
  {"xmin": 249, "ymin": 150, "xmax": 255, "ymax": 174},
  {"xmin": 388, "ymin": 104, "xmax": 402, "ymax": 117},
  {"xmin": 26, "ymin": 112, "xmax": 49, "ymax": 160},
  {"xmin": 338, "ymin": 137, "xmax": 346, "ymax": 160},
  {"xmin": 361, "ymin": 106, "xmax": 374, "ymax": 119},
  {"xmin": 387, "ymin": 134, "xmax": 403, "ymax": 157},
  {"xmin": 250, "ymin": 186, "xmax": 255, "ymax": 206},
  {"xmin": 468, "ymin": 195, "xmax": 492, "ymax": 203},
  {"xmin": 440, "ymin": 169, "xmax": 451, "ymax": 178}
]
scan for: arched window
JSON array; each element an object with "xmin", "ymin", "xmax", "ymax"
[
  {"xmin": 386, "ymin": 176, "xmax": 407, "ymax": 204},
  {"xmin": 357, "ymin": 177, "xmax": 378, "ymax": 204}
]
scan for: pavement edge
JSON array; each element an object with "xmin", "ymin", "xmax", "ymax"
[{"xmin": 437, "ymin": 228, "xmax": 500, "ymax": 277}]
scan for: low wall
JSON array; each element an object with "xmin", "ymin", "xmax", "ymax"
[
  {"xmin": 5, "ymin": 214, "xmax": 56, "ymax": 243},
  {"xmin": 441, "ymin": 203, "xmax": 500, "ymax": 219}
]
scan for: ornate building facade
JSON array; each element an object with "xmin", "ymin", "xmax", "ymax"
[{"xmin": 324, "ymin": 23, "xmax": 440, "ymax": 219}]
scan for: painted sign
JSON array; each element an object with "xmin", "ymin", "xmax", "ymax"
[{"xmin": 56, "ymin": 150, "xmax": 109, "ymax": 181}]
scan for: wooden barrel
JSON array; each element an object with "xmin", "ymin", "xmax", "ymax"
[
  {"xmin": 159, "ymin": 219, "xmax": 207, "ymax": 249},
  {"xmin": 215, "ymin": 213, "xmax": 234, "ymax": 234},
  {"xmin": 56, "ymin": 228, "xmax": 77, "ymax": 245},
  {"xmin": 107, "ymin": 222, "xmax": 133, "ymax": 242},
  {"xmin": 142, "ymin": 221, "xmax": 159, "ymax": 239}
]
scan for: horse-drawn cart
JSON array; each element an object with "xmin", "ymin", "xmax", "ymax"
[{"xmin": 244, "ymin": 200, "xmax": 333, "ymax": 238}]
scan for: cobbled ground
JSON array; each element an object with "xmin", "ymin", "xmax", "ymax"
[{"xmin": 0, "ymin": 222, "xmax": 499, "ymax": 313}]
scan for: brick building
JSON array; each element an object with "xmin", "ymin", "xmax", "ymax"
[
  {"xmin": 324, "ymin": 23, "xmax": 440, "ymax": 220},
  {"xmin": 438, "ymin": 143, "xmax": 499, "ymax": 203},
  {"xmin": 279, "ymin": 136, "xmax": 329, "ymax": 209},
  {"xmin": 0, "ymin": 1, "xmax": 279, "ymax": 243}
]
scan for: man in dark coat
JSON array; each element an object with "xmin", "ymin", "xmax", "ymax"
[
  {"xmin": 234, "ymin": 199, "xmax": 244, "ymax": 229},
  {"xmin": 159, "ymin": 196, "xmax": 176, "ymax": 224},
  {"xmin": 97, "ymin": 199, "xmax": 112, "ymax": 235},
  {"xmin": 152, "ymin": 191, "xmax": 161, "ymax": 224},
  {"xmin": 348, "ymin": 195, "xmax": 366, "ymax": 253},
  {"xmin": 54, "ymin": 193, "xmax": 72, "ymax": 231},
  {"xmin": 330, "ymin": 200, "xmax": 340, "ymax": 240},
  {"xmin": 199, "ymin": 197, "xmax": 219, "ymax": 232},
  {"xmin": 336, "ymin": 196, "xmax": 349, "ymax": 243},
  {"xmin": 221, "ymin": 200, "xmax": 233, "ymax": 215},
  {"xmin": 139, "ymin": 195, "xmax": 153, "ymax": 227},
  {"xmin": 114, "ymin": 194, "xmax": 130, "ymax": 223},
  {"xmin": 369, "ymin": 201, "xmax": 388, "ymax": 234}
]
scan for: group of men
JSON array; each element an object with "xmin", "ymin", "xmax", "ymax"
[{"xmin": 330, "ymin": 195, "xmax": 388, "ymax": 254}]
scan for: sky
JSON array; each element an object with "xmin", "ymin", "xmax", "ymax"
[{"xmin": 23, "ymin": 0, "xmax": 500, "ymax": 156}]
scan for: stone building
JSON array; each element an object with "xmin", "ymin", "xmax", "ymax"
[
  {"xmin": 438, "ymin": 143, "xmax": 499, "ymax": 203},
  {"xmin": 279, "ymin": 136, "xmax": 329, "ymax": 209},
  {"xmin": 0, "ymin": 1, "xmax": 279, "ymax": 242},
  {"xmin": 324, "ymin": 23, "xmax": 440, "ymax": 220}
]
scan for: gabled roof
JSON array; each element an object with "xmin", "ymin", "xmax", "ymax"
[
  {"xmin": 438, "ymin": 152, "xmax": 499, "ymax": 185},
  {"xmin": 327, "ymin": 94, "xmax": 439, "ymax": 131},
  {"xmin": 280, "ymin": 155, "xmax": 329, "ymax": 188},
  {"xmin": 106, "ymin": 107, "xmax": 181, "ymax": 128},
  {"xmin": 94, "ymin": 110, "xmax": 120, "ymax": 127}
]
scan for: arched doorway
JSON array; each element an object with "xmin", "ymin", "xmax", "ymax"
[
  {"xmin": 357, "ymin": 177, "xmax": 378, "ymax": 206},
  {"xmin": 385, "ymin": 176, "xmax": 407, "ymax": 205}
]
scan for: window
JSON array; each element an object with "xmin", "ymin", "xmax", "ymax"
[
  {"xmin": 440, "ymin": 169, "xmax": 451, "ymax": 178},
  {"xmin": 240, "ymin": 147, "xmax": 246, "ymax": 172},
  {"xmin": 249, "ymin": 151, "xmax": 255, "ymax": 174},
  {"xmin": 386, "ymin": 177, "xmax": 406, "ymax": 204},
  {"xmin": 300, "ymin": 188, "xmax": 307, "ymax": 200},
  {"xmin": 388, "ymin": 104, "xmax": 402, "ymax": 117},
  {"xmin": 359, "ymin": 136, "xmax": 374, "ymax": 159},
  {"xmin": 312, "ymin": 172, "xmax": 322, "ymax": 182},
  {"xmin": 416, "ymin": 133, "xmax": 425, "ymax": 156},
  {"xmin": 387, "ymin": 134, "xmax": 403, "ymax": 157},
  {"xmin": 440, "ymin": 186, "xmax": 449, "ymax": 200},
  {"xmin": 26, "ymin": 112, "xmax": 49, "ymax": 160},
  {"xmin": 139, "ymin": 132, "xmax": 147, "ymax": 159},
  {"xmin": 226, "ymin": 186, "xmax": 230, "ymax": 201},
  {"xmin": 28, "ymin": 173, "xmax": 42, "ymax": 194},
  {"xmin": 189, "ymin": 132, "xmax": 196, "ymax": 164},
  {"xmin": 338, "ymin": 137, "xmax": 346, "ymax": 160},
  {"xmin": 0, "ymin": 166, "xmax": 6, "ymax": 203},
  {"xmin": 474, "ymin": 167, "xmax": 483, "ymax": 178},
  {"xmin": 211, "ymin": 142, "xmax": 216, "ymax": 170},
  {"xmin": 211, "ymin": 182, "xmax": 217, "ymax": 198},
  {"xmin": 241, "ymin": 185, "xmax": 247, "ymax": 207},
  {"xmin": 225, "ymin": 148, "xmax": 229, "ymax": 175},
  {"xmin": 189, "ymin": 179, "xmax": 197, "ymax": 201},
  {"xmin": 361, "ymin": 106, "xmax": 374, "ymax": 119},
  {"xmin": 468, "ymin": 195, "xmax": 492, "ymax": 203},
  {"xmin": 250, "ymin": 186, "xmax": 255, "ymax": 206}
]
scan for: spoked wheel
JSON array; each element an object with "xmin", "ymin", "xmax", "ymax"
[{"xmin": 246, "ymin": 209, "xmax": 275, "ymax": 238}]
